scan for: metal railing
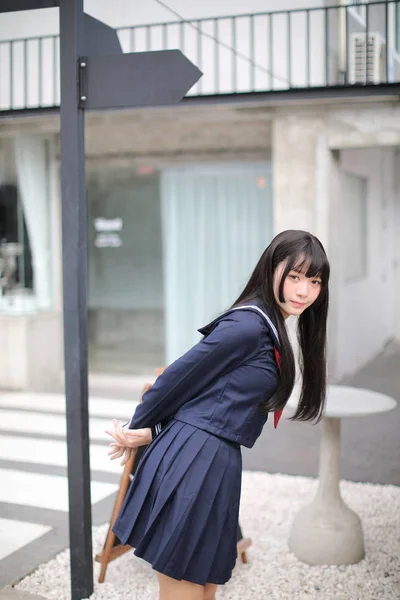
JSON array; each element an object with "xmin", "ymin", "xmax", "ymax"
[{"xmin": 0, "ymin": 1, "xmax": 399, "ymax": 112}]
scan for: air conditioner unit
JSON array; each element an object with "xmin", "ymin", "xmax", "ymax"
[{"xmin": 349, "ymin": 32, "xmax": 387, "ymax": 84}]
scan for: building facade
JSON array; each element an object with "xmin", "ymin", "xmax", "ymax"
[{"xmin": 0, "ymin": 0, "xmax": 400, "ymax": 390}]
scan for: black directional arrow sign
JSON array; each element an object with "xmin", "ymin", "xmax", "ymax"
[
  {"xmin": 79, "ymin": 14, "xmax": 201, "ymax": 110},
  {"xmin": 83, "ymin": 50, "xmax": 202, "ymax": 109},
  {"xmin": 83, "ymin": 13, "xmax": 123, "ymax": 57}
]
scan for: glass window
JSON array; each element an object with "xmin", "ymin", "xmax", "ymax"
[
  {"xmin": 0, "ymin": 136, "xmax": 53, "ymax": 314},
  {"xmin": 87, "ymin": 165, "xmax": 165, "ymax": 375},
  {"xmin": 86, "ymin": 162, "xmax": 273, "ymax": 374}
]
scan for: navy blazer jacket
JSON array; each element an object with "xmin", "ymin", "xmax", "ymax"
[{"xmin": 128, "ymin": 304, "xmax": 280, "ymax": 448}]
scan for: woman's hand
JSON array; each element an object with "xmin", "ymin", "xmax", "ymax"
[{"xmin": 105, "ymin": 419, "xmax": 152, "ymax": 466}]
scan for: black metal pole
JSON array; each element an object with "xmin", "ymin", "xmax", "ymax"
[{"xmin": 59, "ymin": 1, "xmax": 93, "ymax": 599}]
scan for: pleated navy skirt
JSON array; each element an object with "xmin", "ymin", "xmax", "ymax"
[{"xmin": 113, "ymin": 419, "xmax": 242, "ymax": 586}]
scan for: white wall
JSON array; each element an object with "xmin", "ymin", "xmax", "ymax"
[
  {"xmin": 334, "ymin": 147, "xmax": 399, "ymax": 380},
  {"xmin": 271, "ymin": 103, "xmax": 400, "ymax": 382}
]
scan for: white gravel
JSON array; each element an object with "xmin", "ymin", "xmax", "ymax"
[{"xmin": 16, "ymin": 472, "xmax": 400, "ymax": 600}]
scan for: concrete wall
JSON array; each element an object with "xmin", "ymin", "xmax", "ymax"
[
  {"xmin": 334, "ymin": 147, "xmax": 399, "ymax": 379},
  {"xmin": 83, "ymin": 107, "xmax": 272, "ymax": 162},
  {"xmin": 272, "ymin": 102, "xmax": 400, "ymax": 382},
  {"xmin": 0, "ymin": 312, "xmax": 62, "ymax": 390}
]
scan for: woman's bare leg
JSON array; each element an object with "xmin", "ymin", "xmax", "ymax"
[
  {"xmin": 204, "ymin": 583, "xmax": 218, "ymax": 600},
  {"xmin": 157, "ymin": 572, "xmax": 204, "ymax": 600}
]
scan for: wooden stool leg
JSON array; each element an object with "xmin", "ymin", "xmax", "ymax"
[
  {"xmin": 96, "ymin": 379, "xmax": 157, "ymax": 582},
  {"xmin": 98, "ymin": 529, "xmax": 117, "ymax": 583},
  {"xmin": 96, "ymin": 451, "xmax": 136, "ymax": 582}
]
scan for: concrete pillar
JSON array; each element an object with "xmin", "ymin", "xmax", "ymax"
[
  {"xmin": 272, "ymin": 110, "xmax": 341, "ymax": 380},
  {"xmin": 272, "ymin": 112, "xmax": 324, "ymax": 237}
]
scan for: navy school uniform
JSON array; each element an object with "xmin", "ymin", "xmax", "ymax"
[{"xmin": 113, "ymin": 303, "xmax": 281, "ymax": 586}]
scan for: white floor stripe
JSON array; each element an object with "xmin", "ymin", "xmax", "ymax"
[
  {"xmin": 0, "ymin": 435, "xmax": 124, "ymax": 474},
  {"xmin": 0, "ymin": 518, "xmax": 52, "ymax": 560},
  {"xmin": 0, "ymin": 393, "xmax": 139, "ymax": 419},
  {"xmin": 0, "ymin": 409, "xmax": 120, "ymax": 441},
  {"xmin": 0, "ymin": 469, "xmax": 118, "ymax": 512}
]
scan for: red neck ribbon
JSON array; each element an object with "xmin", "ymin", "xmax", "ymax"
[{"xmin": 273, "ymin": 347, "xmax": 283, "ymax": 429}]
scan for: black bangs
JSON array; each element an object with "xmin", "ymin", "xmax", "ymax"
[
  {"xmin": 292, "ymin": 245, "xmax": 330, "ymax": 281},
  {"xmin": 277, "ymin": 238, "xmax": 330, "ymax": 303}
]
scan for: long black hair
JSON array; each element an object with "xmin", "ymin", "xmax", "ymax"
[{"xmin": 232, "ymin": 230, "xmax": 330, "ymax": 422}]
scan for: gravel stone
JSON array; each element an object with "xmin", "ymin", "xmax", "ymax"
[{"xmin": 16, "ymin": 472, "xmax": 400, "ymax": 600}]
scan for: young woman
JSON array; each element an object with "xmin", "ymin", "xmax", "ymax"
[{"xmin": 106, "ymin": 229, "xmax": 330, "ymax": 600}]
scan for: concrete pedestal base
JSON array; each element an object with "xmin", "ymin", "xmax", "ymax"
[
  {"xmin": 288, "ymin": 417, "xmax": 365, "ymax": 565},
  {"xmin": 289, "ymin": 493, "xmax": 365, "ymax": 565}
]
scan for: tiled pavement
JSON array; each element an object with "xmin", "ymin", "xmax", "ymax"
[{"xmin": 0, "ymin": 390, "xmax": 142, "ymax": 589}]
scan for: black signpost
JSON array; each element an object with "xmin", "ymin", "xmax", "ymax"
[
  {"xmin": 0, "ymin": 2, "xmax": 202, "ymax": 599},
  {"xmin": 59, "ymin": 3, "xmax": 90, "ymax": 600}
]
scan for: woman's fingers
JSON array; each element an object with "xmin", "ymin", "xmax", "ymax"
[
  {"xmin": 113, "ymin": 419, "xmax": 124, "ymax": 435},
  {"xmin": 124, "ymin": 428, "xmax": 152, "ymax": 446},
  {"xmin": 106, "ymin": 426, "xmax": 131, "ymax": 463},
  {"xmin": 113, "ymin": 421, "xmax": 128, "ymax": 445},
  {"xmin": 122, "ymin": 447, "xmax": 137, "ymax": 466},
  {"xmin": 121, "ymin": 447, "xmax": 132, "ymax": 466},
  {"xmin": 106, "ymin": 436, "xmax": 125, "ymax": 449},
  {"xmin": 108, "ymin": 442, "xmax": 124, "ymax": 458},
  {"xmin": 105, "ymin": 425, "xmax": 126, "ymax": 445},
  {"xmin": 105, "ymin": 429, "xmax": 120, "ymax": 442},
  {"xmin": 106, "ymin": 422, "xmax": 152, "ymax": 450},
  {"xmin": 109, "ymin": 448, "xmax": 125, "ymax": 460}
]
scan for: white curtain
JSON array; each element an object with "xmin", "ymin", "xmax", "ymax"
[
  {"xmin": 14, "ymin": 136, "xmax": 52, "ymax": 310},
  {"xmin": 161, "ymin": 163, "xmax": 273, "ymax": 364}
]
